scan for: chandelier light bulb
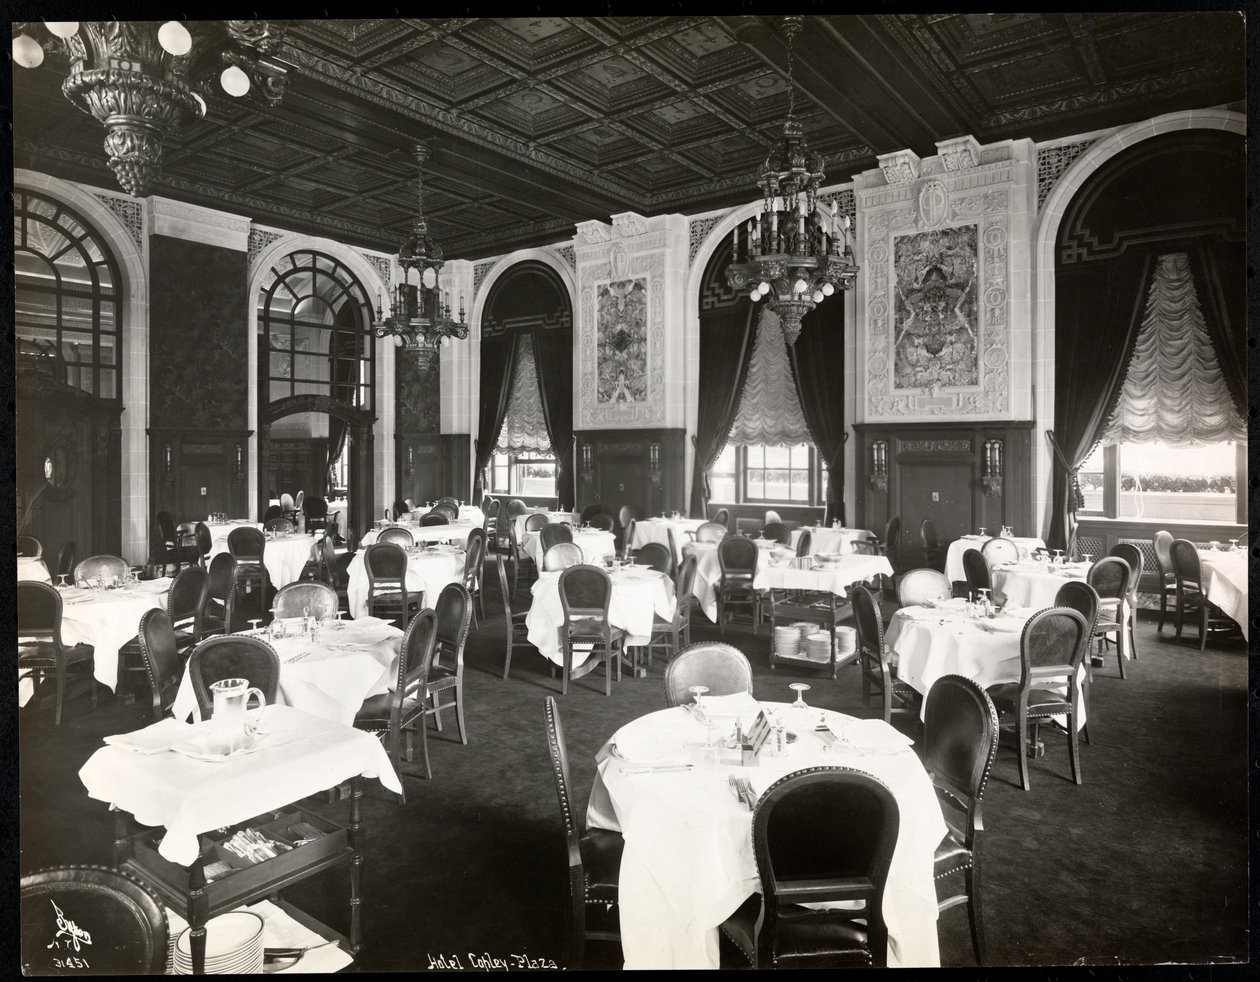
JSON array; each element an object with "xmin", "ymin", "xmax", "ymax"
[
  {"xmin": 758, "ymin": 281, "xmax": 770, "ymax": 295},
  {"xmin": 792, "ymin": 277, "xmax": 809, "ymax": 295},
  {"xmin": 44, "ymin": 21, "xmax": 79, "ymax": 39},
  {"xmin": 748, "ymin": 287, "xmax": 761, "ymax": 300},
  {"xmin": 12, "ymin": 34, "xmax": 44, "ymax": 68},
  {"xmin": 812, "ymin": 290, "xmax": 824, "ymax": 304},
  {"xmin": 393, "ymin": 334, "xmax": 405, "ymax": 348},
  {"xmin": 220, "ymin": 64, "xmax": 251, "ymax": 97},
  {"xmin": 157, "ymin": 20, "xmax": 193, "ymax": 56},
  {"xmin": 822, "ymin": 283, "xmax": 835, "ymax": 296}
]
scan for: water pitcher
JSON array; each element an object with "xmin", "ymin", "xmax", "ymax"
[{"xmin": 209, "ymin": 677, "xmax": 267, "ymax": 755}]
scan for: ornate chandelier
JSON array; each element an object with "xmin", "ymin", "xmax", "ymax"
[
  {"xmin": 373, "ymin": 143, "xmax": 468, "ymax": 372},
  {"xmin": 726, "ymin": 16, "xmax": 858, "ymax": 346},
  {"xmin": 12, "ymin": 20, "xmax": 291, "ymax": 197}
]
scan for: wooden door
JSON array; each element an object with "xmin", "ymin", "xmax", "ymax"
[
  {"xmin": 598, "ymin": 458, "xmax": 645, "ymax": 520},
  {"xmin": 897, "ymin": 460, "xmax": 975, "ymax": 566}
]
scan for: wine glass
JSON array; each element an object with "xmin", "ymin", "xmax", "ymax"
[
  {"xmin": 247, "ymin": 618, "xmax": 262, "ymax": 634},
  {"xmin": 1081, "ymin": 553, "xmax": 1093, "ymax": 565},
  {"xmin": 789, "ymin": 683, "xmax": 810, "ymax": 710},
  {"xmin": 688, "ymin": 685, "xmax": 709, "ymax": 715},
  {"xmin": 1228, "ymin": 538, "xmax": 1239, "ymax": 552},
  {"xmin": 977, "ymin": 527, "xmax": 987, "ymax": 537},
  {"xmin": 56, "ymin": 573, "xmax": 69, "ymax": 589},
  {"xmin": 1052, "ymin": 549, "xmax": 1065, "ymax": 566}
]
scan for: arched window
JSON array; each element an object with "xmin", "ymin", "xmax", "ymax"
[
  {"xmin": 14, "ymin": 189, "xmax": 121, "ymax": 400},
  {"xmin": 258, "ymin": 250, "xmax": 375, "ymax": 411}
]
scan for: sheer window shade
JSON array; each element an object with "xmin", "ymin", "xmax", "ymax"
[
  {"xmin": 727, "ymin": 307, "xmax": 812, "ymax": 448},
  {"xmin": 1101, "ymin": 253, "xmax": 1245, "ymax": 446},
  {"xmin": 496, "ymin": 334, "xmax": 552, "ymax": 454}
]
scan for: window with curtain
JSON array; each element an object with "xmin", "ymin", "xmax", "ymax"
[
  {"xmin": 14, "ymin": 189, "xmax": 121, "ymax": 400},
  {"xmin": 493, "ymin": 334, "xmax": 556, "ymax": 497}
]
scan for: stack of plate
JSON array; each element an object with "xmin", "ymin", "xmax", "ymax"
[
  {"xmin": 833, "ymin": 627, "xmax": 858, "ymax": 666},
  {"xmin": 793, "ymin": 622, "xmax": 819, "ymax": 642},
  {"xmin": 773, "ymin": 625, "xmax": 800, "ymax": 660},
  {"xmin": 803, "ymin": 632, "xmax": 832, "ymax": 662},
  {"xmin": 173, "ymin": 911, "xmax": 264, "ymax": 975}
]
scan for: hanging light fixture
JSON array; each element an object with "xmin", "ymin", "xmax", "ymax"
[
  {"xmin": 726, "ymin": 16, "xmax": 859, "ymax": 346},
  {"xmin": 12, "ymin": 20, "xmax": 291, "ymax": 196},
  {"xmin": 373, "ymin": 143, "xmax": 469, "ymax": 373}
]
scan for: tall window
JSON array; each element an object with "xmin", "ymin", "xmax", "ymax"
[
  {"xmin": 489, "ymin": 451, "xmax": 557, "ymax": 496},
  {"xmin": 14, "ymin": 190, "xmax": 121, "ymax": 400},
  {"xmin": 490, "ymin": 335, "xmax": 556, "ymax": 498},
  {"xmin": 1079, "ymin": 441, "xmax": 1243, "ymax": 523},
  {"xmin": 710, "ymin": 443, "xmax": 826, "ymax": 507},
  {"xmin": 258, "ymin": 251, "xmax": 374, "ymax": 411}
]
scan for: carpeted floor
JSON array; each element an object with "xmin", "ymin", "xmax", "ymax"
[{"xmin": 18, "ymin": 577, "xmax": 1249, "ymax": 970}]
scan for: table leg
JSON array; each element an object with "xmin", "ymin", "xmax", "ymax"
[
  {"xmin": 188, "ymin": 854, "xmax": 208, "ymax": 975},
  {"xmin": 112, "ymin": 808, "xmax": 129, "ymax": 867},
  {"xmin": 349, "ymin": 776, "xmax": 363, "ymax": 954}
]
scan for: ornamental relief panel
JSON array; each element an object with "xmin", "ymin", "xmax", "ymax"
[{"xmin": 861, "ymin": 174, "xmax": 1011, "ymax": 421}]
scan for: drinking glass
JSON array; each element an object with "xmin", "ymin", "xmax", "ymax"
[
  {"xmin": 1228, "ymin": 538, "xmax": 1239, "ymax": 551},
  {"xmin": 1081, "ymin": 553, "xmax": 1093, "ymax": 565},
  {"xmin": 977, "ymin": 527, "xmax": 987, "ymax": 537},
  {"xmin": 789, "ymin": 683, "xmax": 810, "ymax": 710},
  {"xmin": 334, "ymin": 610, "xmax": 345, "ymax": 630},
  {"xmin": 688, "ymin": 685, "xmax": 709, "ymax": 714},
  {"xmin": 56, "ymin": 574, "xmax": 69, "ymax": 589},
  {"xmin": 247, "ymin": 619, "xmax": 262, "ymax": 634}
]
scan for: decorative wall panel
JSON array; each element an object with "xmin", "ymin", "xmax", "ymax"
[
  {"xmin": 892, "ymin": 224, "xmax": 979, "ymax": 389},
  {"xmin": 396, "ymin": 355, "xmax": 441, "ymax": 434},
  {"xmin": 595, "ymin": 277, "xmax": 649, "ymax": 404}
]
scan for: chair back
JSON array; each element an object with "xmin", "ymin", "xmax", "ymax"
[
  {"xmin": 1086, "ymin": 555, "xmax": 1130, "ymax": 602},
  {"xmin": 621, "ymin": 518, "xmax": 637, "ymax": 560},
  {"xmin": 540, "ymin": 524, "xmax": 574, "ymax": 551},
  {"xmin": 294, "ymin": 490, "xmax": 304, "ymax": 511},
  {"xmin": 920, "ymin": 518, "xmax": 940, "ymax": 552},
  {"xmin": 18, "ymin": 581, "xmax": 62, "ymax": 641},
  {"xmin": 543, "ymin": 695, "xmax": 586, "ymax": 885},
  {"xmin": 851, "ymin": 584, "xmax": 886, "ymax": 668},
  {"xmin": 193, "ymin": 522, "xmax": 212, "ymax": 562},
  {"xmin": 319, "ymin": 534, "xmax": 339, "ymax": 585},
  {"xmin": 961, "ymin": 548, "xmax": 991, "ymax": 595},
  {"xmin": 187, "ymin": 635, "xmax": 280, "ymax": 718},
  {"xmin": 74, "ymin": 554, "xmax": 129, "ymax": 586},
  {"xmin": 364, "ymin": 542, "xmax": 409, "ymax": 588},
  {"xmin": 712, "ymin": 506, "xmax": 731, "ymax": 530},
  {"xmin": 923, "ymin": 675, "xmax": 999, "ymax": 842},
  {"xmin": 264, "ymin": 518, "xmax": 294, "ymax": 533},
  {"xmin": 55, "ymin": 539, "xmax": 77, "ymax": 579},
  {"xmin": 695, "ymin": 521, "xmax": 727, "ymax": 544},
  {"xmin": 463, "ymin": 528, "xmax": 486, "ymax": 590},
  {"xmin": 674, "ymin": 554, "xmax": 699, "ymax": 617},
  {"xmin": 1169, "ymin": 538, "xmax": 1201, "ymax": 590},
  {"xmin": 17, "ymin": 534, "xmax": 43, "ymax": 558},
  {"xmin": 882, "ymin": 515, "xmax": 902, "ymax": 566},
  {"xmin": 263, "ymin": 504, "xmax": 283, "ymax": 524},
  {"xmin": 303, "ymin": 495, "xmax": 329, "ymax": 520},
  {"xmin": 718, "ymin": 535, "xmax": 759, "ymax": 581},
  {"xmin": 433, "ymin": 582, "xmax": 472, "ymax": 671},
  {"xmin": 1019, "ymin": 607, "xmax": 1088, "ymax": 690},
  {"xmin": 761, "ymin": 522, "xmax": 792, "ymax": 545},
  {"xmin": 981, "ymin": 537, "xmax": 1019, "ymax": 565},
  {"xmin": 580, "ymin": 503, "xmax": 604, "ymax": 523},
  {"xmin": 794, "ymin": 528, "xmax": 812, "ymax": 557},
  {"xmin": 1152, "ymin": 530, "xmax": 1174, "ymax": 581},
  {"xmin": 525, "ymin": 513, "xmax": 551, "ymax": 532},
  {"xmin": 764, "ymin": 509, "xmax": 782, "ymax": 525},
  {"xmin": 21, "ymin": 865, "xmax": 169, "ymax": 975},
  {"xmin": 199, "ymin": 553, "xmax": 236, "ymax": 637},
  {"xmin": 138, "ymin": 608, "xmax": 184, "ymax": 719},
  {"xmin": 1054, "ymin": 580, "xmax": 1100, "ymax": 637},
  {"xmin": 635, "ymin": 542, "xmax": 672, "ymax": 574},
  {"xmin": 558, "ymin": 565, "xmax": 613, "ymax": 635},
  {"xmin": 280, "ymin": 492, "xmax": 295, "ymax": 513},
  {"xmin": 156, "ymin": 511, "xmax": 178, "ymax": 546},
  {"xmin": 664, "ymin": 642, "xmax": 752, "ymax": 706},
  {"xmin": 167, "ymin": 566, "xmax": 208, "ymax": 629},
  {"xmin": 1238, "ymin": 530, "xmax": 1249, "ymax": 548},
  {"xmin": 851, "ymin": 536, "xmax": 879, "ymax": 556},
  {"xmin": 274, "ymin": 581, "xmax": 338, "ymax": 620},
  {"xmin": 1108, "ymin": 543, "xmax": 1143, "ymax": 601},
  {"xmin": 421, "ymin": 512, "xmax": 450, "ymax": 526},
  {"xmin": 544, "ymin": 542, "xmax": 584, "ymax": 571},
  {"xmin": 751, "ymin": 768, "xmax": 899, "ymax": 968},
  {"xmin": 395, "ymin": 609, "xmax": 438, "ymax": 706},
  {"xmin": 433, "ymin": 504, "xmax": 460, "ymax": 522},
  {"xmin": 896, "ymin": 568, "xmax": 952, "ymax": 607},
  {"xmin": 227, "ymin": 526, "xmax": 265, "ymax": 563},
  {"xmin": 379, "ymin": 526, "xmax": 415, "ymax": 547},
  {"xmin": 392, "ymin": 499, "xmax": 411, "ymax": 518},
  {"xmin": 618, "ymin": 505, "xmax": 637, "ymax": 530},
  {"xmin": 508, "ymin": 498, "xmax": 528, "ymax": 518},
  {"xmin": 587, "ymin": 513, "xmax": 615, "ymax": 532},
  {"xmin": 433, "ymin": 496, "xmax": 457, "ymax": 509}
]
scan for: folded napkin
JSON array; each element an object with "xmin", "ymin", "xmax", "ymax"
[
  {"xmin": 699, "ymin": 691, "xmax": 762, "ymax": 718},
  {"xmin": 826, "ymin": 718, "xmax": 915, "ymax": 750},
  {"xmin": 104, "ymin": 717, "xmax": 195, "ymax": 754},
  {"xmin": 976, "ymin": 617, "xmax": 1025, "ymax": 634},
  {"xmin": 612, "ymin": 727, "xmax": 688, "ymax": 765}
]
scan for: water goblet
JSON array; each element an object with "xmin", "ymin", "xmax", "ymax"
[
  {"xmin": 766, "ymin": 712, "xmax": 788, "ymax": 758},
  {"xmin": 56, "ymin": 573, "xmax": 69, "ymax": 589},
  {"xmin": 1228, "ymin": 538, "xmax": 1239, "ymax": 552},
  {"xmin": 247, "ymin": 618, "xmax": 263, "ymax": 635},
  {"xmin": 688, "ymin": 685, "xmax": 709, "ymax": 714},
  {"xmin": 698, "ymin": 719, "xmax": 721, "ymax": 769},
  {"xmin": 789, "ymin": 683, "xmax": 810, "ymax": 710},
  {"xmin": 1081, "ymin": 553, "xmax": 1093, "ymax": 565},
  {"xmin": 977, "ymin": 527, "xmax": 987, "ymax": 537}
]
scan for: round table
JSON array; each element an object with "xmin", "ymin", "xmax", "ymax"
[
  {"xmin": 345, "ymin": 547, "xmax": 465, "ymax": 620},
  {"xmin": 632, "ymin": 518, "xmax": 706, "ymax": 562},
  {"xmin": 945, "ymin": 534, "xmax": 1046, "ymax": 583},
  {"xmin": 208, "ymin": 531, "xmax": 319, "ymax": 591},
  {"xmin": 989, "ymin": 559, "xmax": 1089, "ymax": 609},
  {"xmin": 523, "ymin": 528, "xmax": 616, "ymax": 568},
  {"xmin": 18, "ymin": 557, "xmax": 51, "ymax": 583},
  {"xmin": 362, "ymin": 521, "xmax": 479, "ymax": 547}
]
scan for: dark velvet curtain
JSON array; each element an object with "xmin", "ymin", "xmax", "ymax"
[
  {"xmin": 1188, "ymin": 237, "xmax": 1246, "ymax": 419},
  {"xmin": 474, "ymin": 336, "xmax": 517, "ymax": 500},
  {"xmin": 1047, "ymin": 251, "xmax": 1153, "ymax": 552},
  {"xmin": 790, "ymin": 299, "xmax": 848, "ymax": 527},
  {"xmin": 532, "ymin": 330, "xmax": 574, "ymax": 509},
  {"xmin": 326, "ymin": 304, "xmax": 358, "ymax": 491},
  {"xmin": 689, "ymin": 300, "xmax": 756, "ymax": 517}
]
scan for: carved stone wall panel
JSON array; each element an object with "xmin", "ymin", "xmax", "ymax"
[{"xmin": 90, "ymin": 190, "xmax": 145, "ymax": 249}]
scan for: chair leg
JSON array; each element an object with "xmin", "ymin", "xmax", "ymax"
[
  {"xmin": 54, "ymin": 663, "xmax": 66, "ymax": 727},
  {"xmin": 717, "ymin": 594, "xmax": 726, "ymax": 635},
  {"xmin": 1157, "ymin": 589, "xmax": 1167, "ymax": 632},
  {"xmin": 455, "ymin": 686, "xmax": 468, "ymax": 745},
  {"xmin": 1068, "ymin": 714, "xmax": 1082, "ymax": 785},
  {"xmin": 1174, "ymin": 593, "xmax": 1184, "ymax": 643},
  {"xmin": 420, "ymin": 715, "xmax": 432, "ymax": 780},
  {"xmin": 605, "ymin": 644, "xmax": 612, "ymax": 697},
  {"xmin": 882, "ymin": 683, "xmax": 893, "ymax": 725},
  {"xmin": 965, "ymin": 863, "xmax": 985, "ymax": 966},
  {"xmin": 1116, "ymin": 635, "xmax": 1126, "ymax": 679},
  {"xmin": 431, "ymin": 692, "xmax": 443, "ymax": 732},
  {"xmin": 562, "ymin": 643, "xmax": 570, "ymax": 696},
  {"xmin": 1199, "ymin": 604, "xmax": 1208, "ymax": 651},
  {"xmin": 1016, "ymin": 717, "xmax": 1031, "ymax": 791}
]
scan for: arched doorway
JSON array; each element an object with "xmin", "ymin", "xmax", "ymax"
[{"xmin": 257, "ymin": 250, "xmax": 376, "ymax": 535}]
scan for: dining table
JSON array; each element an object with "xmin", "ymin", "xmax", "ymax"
[
  {"xmin": 1198, "ymin": 547, "xmax": 1248, "ymax": 639},
  {"xmin": 786, "ymin": 525, "xmax": 877, "ymax": 556},
  {"xmin": 18, "ymin": 556, "xmax": 52, "ymax": 583},
  {"xmin": 525, "ymin": 565, "xmax": 675, "ymax": 668},
  {"xmin": 512, "ymin": 510, "xmax": 575, "ymax": 544},
  {"xmin": 344, "ymin": 545, "xmax": 465, "ymax": 620},
  {"xmin": 208, "ymin": 530, "xmax": 320, "ymax": 591},
  {"xmin": 886, "ymin": 597, "xmax": 1087, "ymax": 727},
  {"xmin": 945, "ymin": 533, "xmax": 1046, "ymax": 583},
  {"xmin": 362, "ymin": 520, "xmax": 480, "ymax": 547},
  {"xmin": 522, "ymin": 527, "xmax": 617, "ymax": 569},
  {"xmin": 632, "ymin": 517, "xmax": 707, "ymax": 563},
  {"xmin": 170, "ymin": 616, "xmax": 404, "ymax": 726},
  {"xmin": 584, "ymin": 698, "xmax": 947, "ymax": 969}
]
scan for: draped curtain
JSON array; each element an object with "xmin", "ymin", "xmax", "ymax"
[
  {"xmin": 474, "ymin": 336, "xmax": 517, "ymax": 500},
  {"xmin": 1188, "ymin": 237, "xmax": 1246, "ymax": 421},
  {"xmin": 789, "ymin": 297, "xmax": 848, "ymax": 526},
  {"xmin": 727, "ymin": 308, "xmax": 811, "ymax": 447},
  {"xmin": 326, "ymin": 302, "xmax": 358, "ymax": 490},
  {"xmin": 496, "ymin": 336, "xmax": 553, "ymax": 452},
  {"xmin": 532, "ymin": 328, "xmax": 574, "ymax": 507},
  {"xmin": 1047, "ymin": 251, "xmax": 1152, "ymax": 552}
]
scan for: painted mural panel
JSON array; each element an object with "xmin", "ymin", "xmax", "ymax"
[
  {"xmin": 892, "ymin": 225, "xmax": 979, "ymax": 390},
  {"xmin": 595, "ymin": 277, "xmax": 648, "ymax": 403}
]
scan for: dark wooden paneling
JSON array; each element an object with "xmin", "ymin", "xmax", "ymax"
[
  {"xmin": 396, "ymin": 358, "xmax": 441, "ymax": 433},
  {"xmin": 397, "ymin": 435, "xmax": 443, "ymax": 508},
  {"xmin": 149, "ymin": 430, "xmax": 251, "ymax": 529},
  {"xmin": 855, "ymin": 422, "xmax": 1034, "ymax": 566},
  {"xmin": 267, "ymin": 439, "xmax": 325, "ymax": 506},
  {"xmin": 439, "ymin": 436, "xmax": 472, "ymax": 504},
  {"xmin": 574, "ymin": 429, "xmax": 686, "ymax": 520}
]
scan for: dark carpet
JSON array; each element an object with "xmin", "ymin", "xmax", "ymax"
[{"xmin": 18, "ymin": 580, "xmax": 1249, "ymax": 970}]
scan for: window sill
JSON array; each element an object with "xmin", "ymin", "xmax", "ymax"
[{"xmin": 1077, "ymin": 515, "xmax": 1245, "ymax": 530}]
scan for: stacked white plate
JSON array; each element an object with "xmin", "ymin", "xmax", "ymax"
[
  {"xmin": 793, "ymin": 622, "xmax": 818, "ymax": 641},
  {"xmin": 773, "ymin": 625, "xmax": 800, "ymax": 660},
  {"xmin": 834, "ymin": 626, "xmax": 857, "ymax": 655},
  {"xmin": 173, "ymin": 911, "xmax": 264, "ymax": 975},
  {"xmin": 803, "ymin": 632, "xmax": 832, "ymax": 662}
]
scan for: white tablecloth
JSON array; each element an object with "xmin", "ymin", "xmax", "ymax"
[
  {"xmin": 525, "ymin": 567, "xmax": 674, "ymax": 667},
  {"xmin": 524, "ymin": 528, "xmax": 617, "ymax": 569},
  {"xmin": 887, "ymin": 599, "xmax": 1087, "ymax": 727},
  {"xmin": 18, "ymin": 557, "xmax": 51, "ymax": 582},
  {"xmin": 170, "ymin": 617, "xmax": 403, "ymax": 726},
  {"xmin": 945, "ymin": 534, "xmax": 1046, "ymax": 583},
  {"xmin": 512, "ymin": 511, "xmax": 574, "ymax": 543},
  {"xmin": 1199, "ymin": 550, "xmax": 1248, "ymax": 640},
  {"xmin": 345, "ymin": 548, "xmax": 464, "ymax": 620},
  {"xmin": 78, "ymin": 704, "xmax": 402, "ymax": 867},
  {"xmin": 789, "ymin": 526, "xmax": 876, "ymax": 556},
  {"xmin": 43, "ymin": 580, "xmax": 173, "ymax": 690},
  {"xmin": 208, "ymin": 532, "xmax": 319, "ymax": 591},
  {"xmin": 585, "ymin": 703, "xmax": 946, "ymax": 969},
  {"xmin": 632, "ymin": 518, "xmax": 706, "ymax": 562},
  {"xmin": 362, "ymin": 521, "xmax": 480, "ymax": 547}
]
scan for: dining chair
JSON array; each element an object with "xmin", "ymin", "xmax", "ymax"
[
  {"xmin": 18, "ymin": 581, "xmax": 96, "ymax": 726},
  {"xmin": 17, "ymin": 534, "xmax": 43, "ymax": 558},
  {"xmin": 420, "ymin": 512, "xmax": 449, "ymax": 526},
  {"xmin": 712, "ymin": 506, "xmax": 731, "ymax": 532},
  {"xmin": 923, "ymin": 675, "xmax": 999, "ymax": 967},
  {"xmin": 136, "ymin": 608, "xmax": 185, "ymax": 723},
  {"xmin": 557, "ymin": 565, "xmax": 624, "ymax": 696},
  {"xmin": 1107, "ymin": 543, "xmax": 1144, "ymax": 663},
  {"xmin": 264, "ymin": 517, "xmax": 295, "ymax": 533},
  {"xmin": 507, "ymin": 498, "xmax": 528, "ymax": 520},
  {"xmin": 852, "ymin": 583, "xmax": 918, "ymax": 724},
  {"xmin": 379, "ymin": 526, "xmax": 415, "ymax": 547},
  {"xmin": 226, "ymin": 526, "xmax": 269, "ymax": 623},
  {"xmin": 73, "ymin": 554, "xmax": 129, "ymax": 586},
  {"xmin": 154, "ymin": 511, "xmax": 184, "ymax": 570},
  {"xmin": 512, "ymin": 513, "xmax": 550, "ymax": 597},
  {"xmin": 692, "ymin": 521, "xmax": 727, "ymax": 544},
  {"xmin": 621, "ymin": 517, "xmax": 638, "ymax": 561},
  {"xmin": 719, "ymin": 767, "xmax": 900, "ymax": 968},
  {"xmin": 1054, "ymin": 580, "xmax": 1099, "ymax": 715},
  {"xmin": 364, "ymin": 543, "xmax": 423, "ymax": 630},
  {"xmin": 392, "ymin": 500, "xmax": 411, "ymax": 520},
  {"xmin": 920, "ymin": 518, "xmax": 944, "ymax": 571},
  {"xmin": 763, "ymin": 509, "xmax": 782, "ymax": 525},
  {"xmin": 761, "ymin": 522, "xmax": 792, "ymax": 545},
  {"xmin": 280, "ymin": 492, "xmax": 296, "ymax": 520},
  {"xmin": 21, "ymin": 865, "xmax": 169, "ymax": 975},
  {"xmin": 875, "ymin": 514, "xmax": 902, "ymax": 568},
  {"xmin": 664, "ymin": 527, "xmax": 680, "ymax": 579},
  {"xmin": 540, "ymin": 523, "xmax": 574, "ymax": 552},
  {"xmin": 320, "ymin": 533, "xmax": 349, "ymax": 612},
  {"xmin": 54, "ymin": 539, "xmax": 76, "ymax": 583},
  {"xmin": 980, "ymin": 537, "xmax": 1020, "ymax": 566},
  {"xmin": 497, "ymin": 551, "xmax": 533, "ymax": 682},
  {"xmin": 543, "ymin": 697, "xmax": 623, "ymax": 969},
  {"xmin": 794, "ymin": 528, "xmax": 812, "ymax": 558},
  {"xmin": 851, "ymin": 536, "xmax": 880, "ymax": 556},
  {"xmin": 303, "ymin": 495, "xmax": 330, "ymax": 535},
  {"xmin": 198, "ymin": 553, "xmax": 236, "ymax": 638},
  {"xmin": 463, "ymin": 527, "xmax": 487, "ymax": 625},
  {"xmin": 634, "ymin": 542, "xmax": 672, "ymax": 574},
  {"xmin": 544, "ymin": 542, "xmax": 584, "ymax": 571},
  {"xmin": 617, "ymin": 504, "xmax": 637, "ymax": 533},
  {"xmin": 663, "ymin": 641, "xmax": 752, "ymax": 706},
  {"xmin": 1086, "ymin": 556, "xmax": 1131, "ymax": 677},
  {"xmin": 645, "ymin": 554, "xmax": 697, "ymax": 668},
  {"xmin": 192, "ymin": 522, "xmax": 213, "ymax": 568},
  {"xmin": 1169, "ymin": 538, "xmax": 1234, "ymax": 650},
  {"xmin": 587, "ymin": 513, "xmax": 614, "ymax": 532},
  {"xmin": 961, "ymin": 549, "xmax": 1001, "ymax": 603},
  {"xmin": 187, "ymin": 635, "xmax": 280, "ymax": 720},
  {"xmin": 425, "ymin": 582, "xmax": 473, "ymax": 750},
  {"xmin": 273, "ymin": 581, "xmax": 339, "ymax": 621},
  {"xmin": 165, "ymin": 564, "xmax": 207, "ymax": 651},
  {"xmin": 716, "ymin": 535, "xmax": 760, "ymax": 634},
  {"xmin": 263, "ymin": 504, "xmax": 284, "ymax": 524},
  {"xmin": 580, "ymin": 503, "xmax": 604, "ymax": 524},
  {"xmin": 1151, "ymin": 531, "xmax": 1177, "ymax": 632},
  {"xmin": 985, "ymin": 607, "xmax": 1089, "ymax": 791},
  {"xmin": 896, "ymin": 568, "xmax": 952, "ymax": 607},
  {"xmin": 356, "ymin": 609, "xmax": 437, "ymax": 798},
  {"xmin": 433, "ymin": 504, "xmax": 460, "ymax": 522}
]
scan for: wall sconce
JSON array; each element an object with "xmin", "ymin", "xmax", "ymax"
[
  {"xmin": 869, "ymin": 440, "xmax": 888, "ymax": 494},
  {"xmin": 982, "ymin": 439, "xmax": 1004, "ymax": 496},
  {"xmin": 162, "ymin": 443, "xmax": 174, "ymax": 486},
  {"xmin": 405, "ymin": 445, "xmax": 414, "ymax": 477},
  {"xmin": 233, "ymin": 442, "xmax": 245, "ymax": 485},
  {"xmin": 648, "ymin": 443, "xmax": 661, "ymax": 484},
  {"xmin": 580, "ymin": 443, "xmax": 594, "ymax": 482}
]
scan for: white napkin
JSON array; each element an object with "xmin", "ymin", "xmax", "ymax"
[
  {"xmin": 104, "ymin": 717, "xmax": 194, "ymax": 754},
  {"xmin": 826, "ymin": 718, "xmax": 915, "ymax": 749},
  {"xmin": 977, "ymin": 616, "xmax": 1025, "ymax": 633},
  {"xmin": 612, "ymin": 726, "xmax": 689, "ymax": 765},
  {"xmin": 700, "ymin": 691, "xmax": 762, "ymax": 717}
]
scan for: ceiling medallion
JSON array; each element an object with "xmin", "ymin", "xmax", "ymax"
[
  {"xmin": 726, "ymin": 16, "xmax": 859, "ymax": 346},
  {"xmin": 373, "ymin": 143, "xmax": 469, "ymax": 372},
  {"xmin": 13, "ymin": 20, "xmax": 291, "ymax": 197}
]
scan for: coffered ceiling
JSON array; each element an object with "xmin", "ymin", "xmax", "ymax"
[{"xmin": 10, "ymin": 12, "xmax": 1245, "ymax": 259}]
